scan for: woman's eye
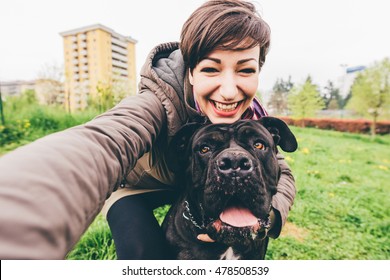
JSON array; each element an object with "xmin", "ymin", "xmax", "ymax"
[
  {"xmin": 254, "ymin": 142, "xmax": 265, "ymax": 150},
  {"xmin": 239, "ymin": 68, "xmax": 256, "ymax": 74},
  {"xmin": 201, "ymin": 67, "xmax": 218, "ymax": 73},
  {"xmin": 199, "ymin": 146, "xmax": 211, "ymax": 154}
]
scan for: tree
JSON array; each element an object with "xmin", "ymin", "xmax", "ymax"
[
  {"xmin": 287, "ymin": 76, "xmax": 325, "ymax": 121},
  {"xmin": 88, "ymin": 78, "xmax": 129, "ymax": 113},
  {"xmin": 267, "ymin": 76, "xmax": 293, "ymax": 115},
  {"xmin": 347, "ymin": 58, "xmax": 390, "ymax": 135},
  {"xmin": 322, "ymin": 80, "xmax": 344, "ymax": 109},
  {"xmin": 36, "ymin": 62, "xmax": 64, "ymax": 105}
]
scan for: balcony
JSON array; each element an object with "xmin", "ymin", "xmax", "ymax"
[
  {"xmin": 112, "ymin": 52, "xmax": 128, "ymax": 63},
  {"xmin": 111, "ymin": 37, "xmax": 127, "ymax": 48},
  {"xmin": 112, "ymin": 59, "xmax": 128, "ymax": 69},
  {"xmin": 111, "ymin": 45, "xmax": 127, "ymax": 56},
  {"xmin": 112, "ymin": 67, "xmax": 128, "ymax": 76},
  {"xmin": 78, "ymin": 34, "xmax": 87, "ymax": 41}
]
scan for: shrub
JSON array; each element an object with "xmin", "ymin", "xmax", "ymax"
[
  {"xmin": 29, "ymin": 108, "xmax": 60, "ymax": 131},
  {"xmin": 0, "ymin": 120, "xmax": 31, "ymax": 145},
  {"xmin": 279, "ymin": 117, "xmax": 390, "ymax": 135}
]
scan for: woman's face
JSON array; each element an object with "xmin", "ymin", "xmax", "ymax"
[{"xmin": 189, "ymin": 46, "xmax": 260, "ymax": 124}]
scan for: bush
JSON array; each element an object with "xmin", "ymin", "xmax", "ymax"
[
  {"xmin": 0, "ymin": 120, "xmax": 31, "ymax": 146},
  {"xmin": 29, "ymin": 108, "xmax": 60, "ymax": 131},
  {"xmin": 279, "ymin": 117, "xmax": 390, "ymax": 135}
]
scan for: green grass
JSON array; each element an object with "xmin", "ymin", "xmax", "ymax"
[
  {"xmin": 266, "ymin": 127, "xmax": 390, "ymax": 260},
  {"xmin": 66, "ymin": 215, "xmax": 116, "ymax": 260},
  {"xmin": 66, "ymin": 127, "xmax": 390, "ymax": 260}
]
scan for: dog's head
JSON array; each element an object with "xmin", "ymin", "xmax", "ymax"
[{"xmin": 167, "ymin": 117, "xmax": 297, "ymax": 246}]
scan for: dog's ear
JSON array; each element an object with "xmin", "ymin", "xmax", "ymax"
[
  {"xmin": 167, "ymin": 122, "xmax": 203, "ymax": 172},
  {"xmin": 258, "ymin": 117, "xmax": 298, "ymax": 152}
]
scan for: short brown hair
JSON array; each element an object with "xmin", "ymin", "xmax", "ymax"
[{"xmin": 180, "ymin": 0, "xmax": 271, "ymax": 70}]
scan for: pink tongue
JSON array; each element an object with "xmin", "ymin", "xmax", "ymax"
[{"xmin": 220, "ymin": 206, "xmax": 258, "ymax": 227}]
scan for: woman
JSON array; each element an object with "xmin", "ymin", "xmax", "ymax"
[{"xmin": 0, "ymin": 0, "xmax": 295, "ymax": 259}]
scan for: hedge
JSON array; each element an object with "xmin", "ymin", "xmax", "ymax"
[{"xmin": 278, "ymin": 117, "xmax": 390, "ymax": 135}]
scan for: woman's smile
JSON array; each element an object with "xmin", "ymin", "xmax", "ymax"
[{"xmin": 211, "ymin": 100, "xmax": 243, "ymax": 116}]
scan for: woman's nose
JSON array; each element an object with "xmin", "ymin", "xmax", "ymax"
[{"xmin": 219, "ymin": 72, "xmax": 238, "ymax": 101}]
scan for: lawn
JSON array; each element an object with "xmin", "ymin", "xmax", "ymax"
[{"xmin": 66, "ymin": 126, "xmax": 390, "ymax": 260}]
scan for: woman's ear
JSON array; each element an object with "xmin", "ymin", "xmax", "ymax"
[{"xmin": 188, "ymin": 68, "xmax": 194, "ymax": 85}]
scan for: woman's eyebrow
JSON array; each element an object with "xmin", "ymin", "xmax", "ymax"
[
  {"xmin": 237, "ymin": 58, "xmax": 258, "ymax": 65},
  {"xmin": 203, "ymin": 57, "xmax": 221, "ymax": 64},
  {"xmin": 202, "ymin": 57, "xmax": 258, "ymax": 65}
]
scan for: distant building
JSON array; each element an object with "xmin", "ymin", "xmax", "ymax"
[
  {"xmin": 60, "ymin": 24, "xmax": 137, "ymax": 111},
  {"xmin": 337, "ymin": 65, "xmax": 366, "ymax": 98},
  {"xmin": 0, "ymin": 80, "xmax": 36, "ymax": 98},
  {"xmin": 0, "ymin": 79, "xmax": 65, "ymax": 106}
]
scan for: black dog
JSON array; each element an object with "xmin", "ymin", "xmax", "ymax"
[{"xmin": 162, "ymin": 117, "xmax": 297, "ymax": 259}]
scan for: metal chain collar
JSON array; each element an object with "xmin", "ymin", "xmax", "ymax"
[{"xmin": 182, "ymin": 200, "xmax": 213, "ymax": 230}]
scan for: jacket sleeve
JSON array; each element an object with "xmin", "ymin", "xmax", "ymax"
[
  {"xmin": 268, "ymin": 152, "xmax": 296, "ymax": 238},
  {"xmin": 0, "ymin": 92, "xmax": 166, "ymax": 259}
]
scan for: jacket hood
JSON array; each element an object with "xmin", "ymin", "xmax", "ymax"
[{"xmin": 139, "ymin": 42, "xmax": 205, "ymax": 136}]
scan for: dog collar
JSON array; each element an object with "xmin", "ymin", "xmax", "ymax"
[{"xmin": 182, "ymin": 200, "xmax": 213, "ymax": 232}]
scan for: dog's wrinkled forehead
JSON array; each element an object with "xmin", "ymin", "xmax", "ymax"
[
  {"xmin": 191, "ymin": 121, "xmax": 273, "ymax": 148},
  {"xmin": 192, "ymin": 124, "xmax": 230, "ymax": 143}
]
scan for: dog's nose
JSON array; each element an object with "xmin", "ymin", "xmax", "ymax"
[{"xmin": 217, "ymin": 153, "xmax": 253, "ymax": 174}]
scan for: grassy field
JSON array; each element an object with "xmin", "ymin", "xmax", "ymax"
[
  {"xmin": 267, "ymin": 127, "xmax": 390, "ymax": 260},
  {"xmin": 66, "ymin": 126, "xmax": 390, "ymax": 260}
]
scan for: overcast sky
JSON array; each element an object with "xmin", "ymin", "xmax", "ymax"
[{"xmin": 1, "ymin": 0, "xmax": 389, "ymax": 94}]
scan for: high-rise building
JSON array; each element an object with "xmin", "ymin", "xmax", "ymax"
[{"xmin": 60, "ymin": 24, "xmax": 137, "ymax": 111}]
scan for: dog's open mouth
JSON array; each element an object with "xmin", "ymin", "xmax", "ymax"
[{"xmin": 205, "ymin": 199, "xmax": 271, "ymax": 246}]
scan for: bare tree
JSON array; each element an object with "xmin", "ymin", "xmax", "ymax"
[{"xmin": 35, "ymin": 62, "xmax": 64, "ymax": 105}]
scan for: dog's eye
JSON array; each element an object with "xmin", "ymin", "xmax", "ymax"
[
  {"xmin": 199, "ymin": 145, "xmax": 210, "ymax": 154},
  {"xmin": 254, "ymin": 142, "xmax": 265, "ymax": 150}
]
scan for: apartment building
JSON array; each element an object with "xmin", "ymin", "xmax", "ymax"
[
  {"xmin": 60, "ymin": 24, "xmax": 137, "ymax": 111},
  {"xmin": 0, "ymin": 80, "xmax": 36, "ymax": 97}
]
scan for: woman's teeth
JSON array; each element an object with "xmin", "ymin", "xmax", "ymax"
[{"xmin": 214, "ymin": 101, "xmax": 239, "ymax": 112}]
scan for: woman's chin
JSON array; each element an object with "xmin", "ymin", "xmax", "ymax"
[
  {"xmin": 208, "ymin": 102, "xmax": 243, "ymax": 123},
  {"xmin": 209, "ymin": 114, "xmax": 241, "ymax": 124}
]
